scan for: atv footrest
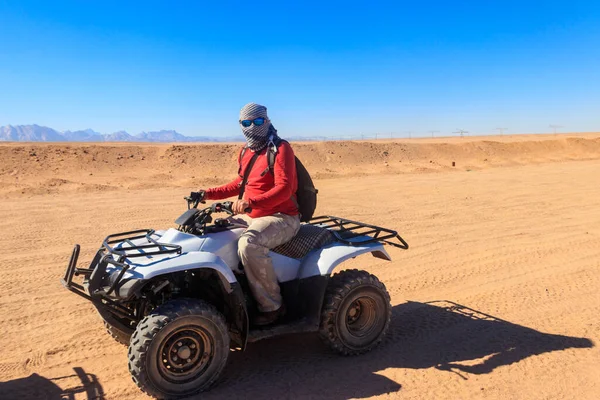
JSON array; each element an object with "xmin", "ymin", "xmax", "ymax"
[{"xmin": 247, "ymin": 318, "xmax": 318, "ymax": 343}]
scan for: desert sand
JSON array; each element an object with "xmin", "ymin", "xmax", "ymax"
[{"xmin": 0, "ymin": 133, "xmax": 599, "ymax": 400}]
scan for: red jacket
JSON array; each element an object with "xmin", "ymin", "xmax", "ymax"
[{"xmin": 205, "ymin": 142, "xmax": 299, "ymax": 218}]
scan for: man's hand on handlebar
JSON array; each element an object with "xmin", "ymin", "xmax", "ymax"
[{"xmin": 232, "ymin": 199, "xmax": 251, "ymax": 215}]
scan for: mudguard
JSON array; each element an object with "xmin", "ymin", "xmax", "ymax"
[
  {"xmin": 112, "ymin": 252, "xmax": 238, "ymax": 292},
  {"xmin": 298, "ymin": 241, "xmax": 391, "ymax": 279}
]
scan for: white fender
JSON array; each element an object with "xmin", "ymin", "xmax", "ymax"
[
  {"xmin": 298, "ymin": 241, "xmax": 391, "ymax": 280},
  {"xmin": 109, "ymin": 252, "xmax": 238, "ymax": 292},
  {"xmin": 269, "ymin": 251, "xmax": 302, "ymax": 283}
]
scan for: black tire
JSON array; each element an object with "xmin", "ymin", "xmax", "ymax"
[
  {"xmin": 128, "ymin": 298, "xmax": 230, "ymax": 399},
  {"xmin": 96, "ymin": 306, "xmax": 134, "ymax": 346},
  {"xmin": 319, "ymin": 269, "xmax": 392, "ymax": 356},
  {"xmin": 104, "ymin": 320, "xmax": 132, "ymax": 345}
]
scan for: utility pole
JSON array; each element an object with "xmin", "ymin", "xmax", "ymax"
[
  {"xmin": 429, "ymin": 130, "xmax": 440, "ymax": 138},
  {"xmin": 495, "ymin": 128, "xmax": 508, "ymax": 135},
  {"xmin": 549, "ymin": 125, "xmax": 563, "ymax": 134},
  {"xmin": 405, "ymin": 131, "xmax": 413, "ymax": 139},
  {"xmin": 453, "ymin": 129, "xmax": 469, "ymax": 138}
]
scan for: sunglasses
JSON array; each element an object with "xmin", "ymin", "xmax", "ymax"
[{"xmin": 240, "ymin": 117, "xmax": 266, "ymax": 127}]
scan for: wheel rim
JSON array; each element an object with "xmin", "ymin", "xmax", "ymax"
[
  {"xmin": 158, "ymin": 325, "xmax": 214, "ymax": 384},
  {"xmin": 345, "ymin": 296, "xmax": 379, "ymax": 338}
]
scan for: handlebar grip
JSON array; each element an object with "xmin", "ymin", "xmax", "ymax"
[{"xmin": 210, "ymin": 201, "xmax": 251, "ymax": 214}]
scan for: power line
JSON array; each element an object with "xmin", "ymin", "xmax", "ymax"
[
  {"xmin": 453, "ymin": 129, "xmax": 469, "ymax": 138},
  {"xmin": 429, "ymin": 130, "xmax": 440, "ymax": 138},
  {"xmin": 495, "ymin": 127, "xmax": 508, "ymax": 135},
  {"xmin": 549, "ymin": 124, "xmax": 563, "ymax": 134}
]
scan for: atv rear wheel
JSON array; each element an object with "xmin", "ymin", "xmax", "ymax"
[
  {"xmin": 128, "ymin": 298, "xmax": 229, "ymax": 399},
  {"xmin": 319, "ymin": 269, "xmax": 391, "ymax": 355},
  {"xmin": 96, "ymin": 306, "xmax": 133, "ymax": 346}
]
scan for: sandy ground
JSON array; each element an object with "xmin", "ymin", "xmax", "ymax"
[{"xmin": 0, "ymin": 134, "xmax": 599, "ymax": 399}]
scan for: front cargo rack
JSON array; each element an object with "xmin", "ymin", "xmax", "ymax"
[
  {"xmin": 61, "ymin": 229, "xmax": 182, "ymax": 319},
  {"xmin": 309, "ymin": 216, "xmax": 409, "ymax": 249},
  {"xmin": 103, "ymin": 229, "xmax": 181, "ymax": 261},
  {"xmin": 98, "ymin": 229, "xmax": 182, "ymax": 296}
]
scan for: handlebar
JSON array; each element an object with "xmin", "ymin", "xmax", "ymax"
[
  {"xmin": 185, "ymin": 191, "xmax": 206, "ymax": 209},
  {"xmin": 178, "ymin": 195, "xmax": 251, "ymax": 235},
  {"xmin": 215, "ymin": 201, "xmax": 252, "ymax": 214},
  {"xmin": 184, "ymin": 193, "xmax": 251, "ymax": 215}
]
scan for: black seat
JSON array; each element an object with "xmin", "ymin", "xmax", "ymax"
[{"xmin": 271, "ymin": 225, "xmax": 335, "ymax": 259}]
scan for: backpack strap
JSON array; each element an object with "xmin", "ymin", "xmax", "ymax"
[
  {"xmin": 238, "ymin": 151, "xmax": 260, "ymax": 200},
  {"xmin": 264, "ymin": 137, "xmax": 300, "ymax": 213},
  {"xmin": 266, "ymin": 136, "xmax": 286, "ymax": 173},
  {"xmin": 237, "ymin": 146, "xmax": 248, "ymax": 177}
]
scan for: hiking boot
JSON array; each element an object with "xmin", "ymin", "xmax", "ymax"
[{"xmin": 253, "ymin": 304, "xmax": 286, "ymax": 326}]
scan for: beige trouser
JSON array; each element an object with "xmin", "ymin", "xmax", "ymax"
[{"xmin": 237, "ymin": 213, "xmax": 301, "ymax": 312}]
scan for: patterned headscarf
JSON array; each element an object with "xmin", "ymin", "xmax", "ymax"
[{"xmin": 239, "ymin": 102, "xmax": 278, "ymax": 151}]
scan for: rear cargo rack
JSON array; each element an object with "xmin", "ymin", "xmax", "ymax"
[{"xmin": 309, "ymin": 216, "xmax": 409, "ymax": 249}]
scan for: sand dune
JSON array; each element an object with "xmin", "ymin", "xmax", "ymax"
[
  {"xmin": 0, "ymin": 133, "xmax": 599, "ymax": 399},
  {"xmin": 2, "ymin": 133, "xmax": 600, "ymax": 197}
]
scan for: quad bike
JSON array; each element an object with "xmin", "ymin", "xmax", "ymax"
[{"xmin": 61, "ymin": 194, "xmax": 408, "ymax": 399}]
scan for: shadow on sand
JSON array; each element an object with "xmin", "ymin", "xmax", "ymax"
[
  {"xmin": 201, "ymin": 300, "xmax": 593, "ymax": 400},
  {"xmin": 0, "ymin": 367, "xmax": 104, "ymax": 400}
]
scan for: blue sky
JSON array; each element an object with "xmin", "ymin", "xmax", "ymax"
[{"xmin": 0, "ymin": 0, "xmax": 599, "ymax": 138}]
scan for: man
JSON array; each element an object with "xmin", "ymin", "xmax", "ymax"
[{"xmin": 199, "ymin": 103, "xmax": 300, "ymax": 325}]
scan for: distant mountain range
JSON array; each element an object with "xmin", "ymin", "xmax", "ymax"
[{"xmin": 0, "ymin": 125, "xmax": 245, "ymax": 143}]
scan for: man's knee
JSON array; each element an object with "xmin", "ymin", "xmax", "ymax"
[
  {"xmin": 238, "ymin": 235, "xmax": 249, "ymax": 259},
  {"xmin": 238, "ymin": 234, "xmax": 261, "ymax": 259}
]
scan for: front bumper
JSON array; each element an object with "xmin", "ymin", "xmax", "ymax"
[
  {"xmin": 61, "ymin": 244, "xmax": 89, "ymax": 297},
  {"xmin": 61, "ymin": 244, "xmax": 137, "ymax": 321}
]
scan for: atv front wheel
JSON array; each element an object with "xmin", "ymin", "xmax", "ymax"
[
  {"xmin": 128, "ymin": 298, "xmax": 230, "ymax": 399},
  {"xmin": 319, "ymin": 269, "xmax": 391, "ymax": 355},
  {"xmin": 96, "ymin": 306, "xmax": 133, "ymax": 346}
]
